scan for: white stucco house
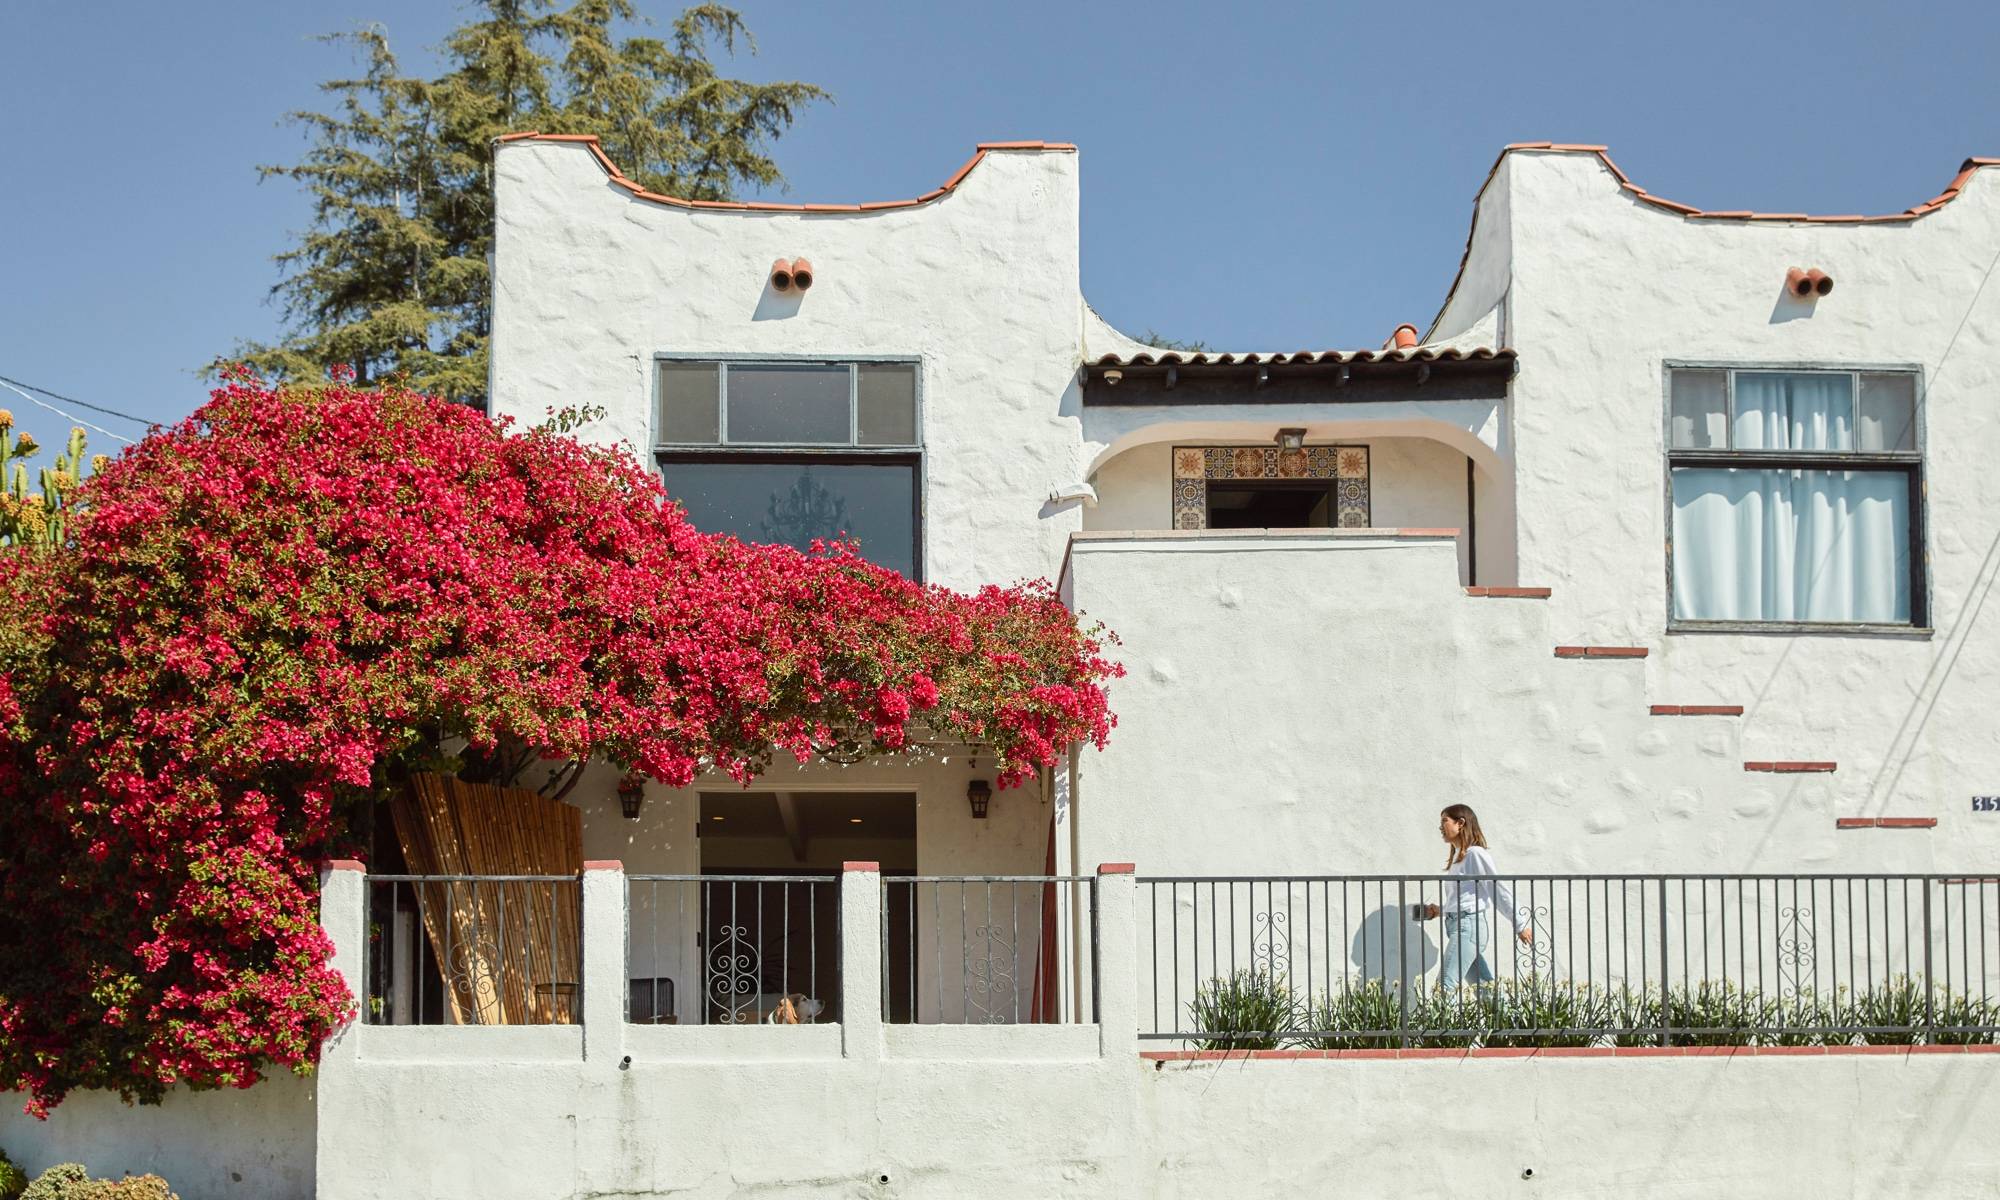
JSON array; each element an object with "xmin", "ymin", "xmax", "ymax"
[{"xmin": 9, "ymin": 137, "xmax": 2000, "ymax": 1197}]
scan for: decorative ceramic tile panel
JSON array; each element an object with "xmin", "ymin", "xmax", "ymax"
[{"xmin": 1171, "ymin": 445, "xmax": 1370, "ymax": 529}]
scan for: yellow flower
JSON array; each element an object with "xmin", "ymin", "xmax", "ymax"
[
  {"xmin": 14, "ymin": 434, "xmax": 36, "ymax": 454},
  {"xmin": 0, "ymin": 408, "xmax": 12, "ymax": 429}
]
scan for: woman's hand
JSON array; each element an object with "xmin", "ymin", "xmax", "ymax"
[
  {"xmin": 1422, "ymin": 903, "xmax": 1440, "ymax": 920},
  {"xmin": 1517, "ymin": 927, "xmax": 1534, "ymax": 944}
]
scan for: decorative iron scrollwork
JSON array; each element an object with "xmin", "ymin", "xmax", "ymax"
[
  {"xmin": 965, "ymin": 924, "xmax": 1016, "ymax": 1023},
  {"xmin": 708, "ymin": 923, "xmax": 762, "ymax": 1022},
  {"xmin": 1253, "ymin": 909, "xmax": 1290, "ymax": 977}
]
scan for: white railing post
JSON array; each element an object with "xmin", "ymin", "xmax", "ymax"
[
  {"xmin": 581, "ymin": 860, "xmax": 627, "ymax": 1061},
  {"xmin": 840, "ymin": 861, "xmax": 883, "ymax": 1061},
  {"xmin": 1095, "ymin": 863, "xmax": 1139, "ymax": 1059},
  {"xmin": 318, "ymin": 859, "xmax": 368, "ymax": 1067}
]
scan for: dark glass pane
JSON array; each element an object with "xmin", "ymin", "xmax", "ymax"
[
  {"xmin": 857, "ymin": 364, "xmax": 918, "ymax": 445},
  {"xmin": 1206, "ymin": 483, "xmax": 1335, "ymax": 529},
  {"xmin": 663, "ymin": 459, "xmax": 918, "ymax": 577},
  {"xmin": 657, "ymin": 362, "xmax": 719, "ymax": 444},
  {"xmin": 1668, "ymin": 369, "xmax": 1726, "ymax": 449},
  {"xmin": 1858, "ymin": 373, "xmax": 1917, "ymax": 452},
  {"xmin": 725, "ymin": 365, "xmax": 851, "ymax": 444}
]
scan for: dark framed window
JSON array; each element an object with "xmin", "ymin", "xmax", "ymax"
[
  {"xmin": 655, "ymin": 359, "xmax": 922, "ymax": 578},
  {"xmin": 1665, "ymin": 365, "xmax": 1925, "ymax": 631}
]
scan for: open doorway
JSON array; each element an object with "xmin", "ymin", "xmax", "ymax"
[
  {"xmin": 1205, "ymin": 480, "xmax": 1336, "ymax": 528},
  {"xmin": 690, "ymin": 790, "xmax": 917, "ymax": 1024}
]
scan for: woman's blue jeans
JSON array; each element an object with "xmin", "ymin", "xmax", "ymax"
[{"xmin": 1439, "ymin": 910, "xmax": 1493, "ymax": 993}]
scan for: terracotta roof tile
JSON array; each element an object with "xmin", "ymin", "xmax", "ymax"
[
  {"xmin": 1088, "ymin": 347, "xmax": 1515, "ymax": 368},
  {"xmin": 496, "ymin": 133, "xmax": 1077, "ymax": 214}
]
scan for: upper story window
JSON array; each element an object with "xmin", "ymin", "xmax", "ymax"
[
  {"xmin": 1666, "ymin": 366, "xmax": 1924, "ymax": 630},
  {"xmin": 655, "ymin": 359, "xmax": 922, "ymax": 578}
]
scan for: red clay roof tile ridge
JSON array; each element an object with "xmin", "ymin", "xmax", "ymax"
[
  {"xmin": 494, "ymin": 132, "xmax": 1076, "ymax": 214},
  {"xmin": 1424, "ymin": 145, "xmax": 2000, "ymax": 341}
]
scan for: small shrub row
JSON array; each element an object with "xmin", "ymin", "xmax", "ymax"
[
  {"xmin": 1186, "ymin": 971, "xmax": 2000, "ymax": 1050},
  {"xmin": 0, "ymin": 1154, "xmax": 176, "ymax": 1200}
]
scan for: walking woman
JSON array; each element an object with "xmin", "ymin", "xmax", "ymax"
[{"xmin": 1422, "ymin": 804, "xmax": 1531, "ymax": 992}]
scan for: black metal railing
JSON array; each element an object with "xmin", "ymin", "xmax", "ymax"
[
  {"xmin": 364, "ymin": 875, "xmax": 583, "ymax": 1026},
  {"xmin": 882, "ymin": 876, "xmax": 1099, "ymax": 1025},
  {"xmin": 626, "ymin": 875, "xmax": 839, "ymax": 1025},
  {"xmin": 1140, "ymin": 874, "xmax": 2000, "ymax": 1047}
]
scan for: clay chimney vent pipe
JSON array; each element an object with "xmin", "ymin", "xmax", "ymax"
[
  {"xmin": 1389, "ymin": 323, "xmax": 1420, "ymax": 350},
  {"xmin": 1786, "ymin": 267, "xmax": 1813, "ymax": 298},
  {"xmin": 1806, "ymin": 268, "xmax": 1833, "ymax": 296},
  {"xmin": 770, "ymin": 259, "xmax": 795, "ymax": 292},
  {"xmin": 791, "ymin": 258, "xmax": 815, "ymax": 291}
]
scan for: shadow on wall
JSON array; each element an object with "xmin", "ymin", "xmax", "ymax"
[
  {"xmin": 1349, "ymin": 905, "xmax": 1438, "ymax": 989},
  {"xmin": 753, "ymin": 283, "xmax": 803, "ymax": 322}
]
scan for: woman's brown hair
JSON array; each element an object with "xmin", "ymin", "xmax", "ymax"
[{"xmin": 1440, "ymin": 803, "xmax": 1488, "ymax": 866}]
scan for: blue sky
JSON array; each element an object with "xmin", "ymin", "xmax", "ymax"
[{"xmin": 2, "ymin": 0, "xmax": 1997, "ymax": 440}]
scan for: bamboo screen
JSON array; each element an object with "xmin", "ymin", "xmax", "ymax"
[{"xmin": 390, "ymin": 773, "xmax": 585, "ymax": 1025}]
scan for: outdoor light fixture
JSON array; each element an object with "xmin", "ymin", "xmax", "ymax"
[
  {"xmin": 967, "ymin": 779, "xmax": 993, "ymax": 819},
  {"xmin": 617, "ymin": 774, "xmax": 645, "ymax": 820},
  {"xmin": 1276, "ymin": 427, "xmax": 1307, "ymax": 452}
]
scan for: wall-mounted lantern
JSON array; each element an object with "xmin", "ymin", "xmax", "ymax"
[
  {"xmin": 967, "ymin": 778, "xmax": 993, "ymax": 820},
  {"xmin": 1275, "ymin": 427, "xmax": 1307, "ymax": 452},
  {"xmin": 618, "ymin": 772, "xmax": 646, "ymax": 820}
]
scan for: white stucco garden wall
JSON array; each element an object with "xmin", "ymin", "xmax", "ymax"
[
  {"xmin": 295, "ymin": 866, "xmax": 2000, "ymax": 1199},
  {"xmin": 1493, "ymin": 150, "xmax": 2000, "ymax": 843},
  {"xmin": 0, "ymin": 1074, "xmax": 315, "ymax": 1200}
]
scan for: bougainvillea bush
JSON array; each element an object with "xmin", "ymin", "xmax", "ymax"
[{"xmin": 0, "ymin": 373, "xmax": 1118, "ymax": 1113}]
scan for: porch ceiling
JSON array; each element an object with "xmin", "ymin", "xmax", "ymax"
[{"xmin": 699, "ymin": 790, "xmax": 918, "ymax": 840}]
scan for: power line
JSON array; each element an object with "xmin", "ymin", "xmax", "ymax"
[
  {"xmin": 0, "ymin": 372, "xmax": 155, "ymax": 427},
  {"xmin": 0, "ymin": 379, "xmax": 136, "ymax": 445}
]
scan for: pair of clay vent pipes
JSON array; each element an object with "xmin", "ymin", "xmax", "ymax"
[
  {"xmin": 770, "ymin": 258, "xmax": 815, "ymax": 292},
  {"xmin": 1786, "ymin": 267, "xmax": 1835, "ymax": 298}
]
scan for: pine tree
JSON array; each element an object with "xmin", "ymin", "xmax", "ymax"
[{"xmin": 236, "ymin": 2, "xmax": 826, "ymax": 405}]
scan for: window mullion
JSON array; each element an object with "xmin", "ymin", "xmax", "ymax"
[
  {"xmin": 1724, "ymin": 369, "xmax": 1736, "ymax": 450},
  {"xmin": 848, "ymin": 364, "xmax": 860, "ymax": 447},
  {"xmin": 717, "ymin": 363, "xmax": 730, "ymax": 445}
]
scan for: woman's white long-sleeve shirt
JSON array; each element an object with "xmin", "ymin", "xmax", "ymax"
[{"xmin": 1440, "ymin": 846, "xmax": 1526, "ymax": 934}]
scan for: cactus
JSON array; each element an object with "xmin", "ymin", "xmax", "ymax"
[{"xmin": 1, "ymin": 416, "xmax": 99, "ymax": 548}]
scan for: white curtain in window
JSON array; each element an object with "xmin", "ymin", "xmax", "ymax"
[
  {"xmin": 1672, "ymin": 468, "xmax": 1910, "ymax": 622},
  {"xmin": 1732, "ymin": 372, "xmax": 1854, "ymax": 450}
]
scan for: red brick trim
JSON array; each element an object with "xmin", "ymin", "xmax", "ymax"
[
  {"xmin": 1650, "ymin": 704, "xmax": 1744, "ymax": 716},
  {"xmin": 1395, "ymin": 527, "xmax": 1462, "ymax": 538},
  {"xmin": 1745, "ymin": 761, "xmax": 1837, "ymax": 773},
  {"xmin": 1465, "ymin": 587, "xmax": 1552, "ymax": 598},
  {"xmin": 1097, "ymin": 862, "xmax": 1137, "ymax": 876},
  {"xmin": 581, "ymin": 859, "xmax": 624, "ymax": 872},
  {"xmin": 1555, "ymin": 646, "xmax": 1649, "ymax": 658},
  {"xmin": 1837, "ymin": 817, "xmax": 1938, "ymax": 830},
  {"xmin": 842, "ymin": 860, "xmax": 881, "ymax": 872},
  {"xmin": 1140, "ymin": 1043, "xmax": 2000, "ymax": 1063},
  {"xmin": 323, "ymin": 858, "xmax": 366, "ymax": 873}
]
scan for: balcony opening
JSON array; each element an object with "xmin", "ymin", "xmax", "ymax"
[{"xmin": 1205, "ymin": 480, "xmax": 1336, "ymax": 529}]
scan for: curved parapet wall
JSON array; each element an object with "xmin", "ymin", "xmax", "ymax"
[{"xmin": 494, "ymin": 131, "xmax": 1076, "ymax": 214}]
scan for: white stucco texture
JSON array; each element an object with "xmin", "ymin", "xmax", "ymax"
[
  {"xmin": 1063, "ymin": 530, "xmax": 1969, "ymax": 875},
  {"xmin": 1490, "ymin": 151, "xmax": 2000, "ymax": 835},
  {"xmin": 490, "ymin": 140, "xmax": 1089, "ymax": 591}
]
